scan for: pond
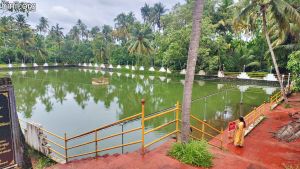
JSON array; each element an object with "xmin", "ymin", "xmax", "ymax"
[{"xmin": 6, "ymin": 68, "xmax": 277, "ymax": 159}]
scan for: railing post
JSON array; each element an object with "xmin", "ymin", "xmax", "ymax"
[
  {"xmin": 141, "ymin": 99, "xmax": 145, "ymax": 155},
  {"xmin": 95, "ymin": 131, "xmax": 98, "ymax": 157},
  {"xmin": 64, "ymin": 132, "xmax": 68, "ymax": 163},
  {"xmin": 175, "ymin": 101, "xmax": 179, "ymax": 142},
  {"xmin": 202, "ymin": 120, "xmax": 206, "ymax": 140}
]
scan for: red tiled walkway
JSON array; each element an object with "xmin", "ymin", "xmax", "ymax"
[{"xmin": 48, "ymin": 93, "xmax": 300, "ymax": 169}]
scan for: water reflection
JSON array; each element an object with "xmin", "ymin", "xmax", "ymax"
[{"xmin": 8, "ymin": 69, "xmax": 276, "ymax": 137}]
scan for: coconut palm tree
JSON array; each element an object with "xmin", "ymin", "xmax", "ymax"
[
  {"xmin": 153, "ymin": 3, "xmax": 167, "ymax": 30},
  {"xmin": 50, "ymin": 24, "xmax": 64, "ymax": 49},
  {"xmin": 233, "ymin": 0, "xmax": 300, "ymax": 102},
  {"xmin": 69, "ymin": 25, "xmax": 80, "ymax": 43},
  {"xmin": 127, "ymin": 24, "xmax": 154, "ymax": 65},
  {"xmin": 34, "ymin": 35, "xmax": 47, "ymax": 63},
  {"xmin": 181, "ymin": 0, "xmax": 205, "ymax": 143},
  {"xmin": 37, "ymin": 17, "xmax": 49, "ymax": 35},
  {"xmin": 141, "ymin": 3, "xmax": 152, "ymax": 23}
]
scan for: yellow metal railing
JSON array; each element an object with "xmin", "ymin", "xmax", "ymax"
[
  {"xmin": 228, "ymin": 102, "xmax": 266, "ymax": 138},
  {"xmin": 20, "ymin": 99, "xmax": 228, "ymax": 163},
  {"xmin": 189, "ymin": 115, "xmax": 224, "ymax": 149},
  {"xmin": 270, "ymin": 91, "xmax": 282, "ymax": 105},
  {"xmin": 142, "ymin": 101, "xmax": 180, "ymax": 151}
]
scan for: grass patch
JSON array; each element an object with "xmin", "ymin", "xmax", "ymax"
[
  {"xmin": 27, "ymin": 148, "xmax": 56, "ymax": 169},
  {"xmin": 168, "ymin": 140, "xmax": 213, "ymax": 168}
]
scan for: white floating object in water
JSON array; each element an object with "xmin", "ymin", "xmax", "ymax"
[
  {"xmin": 64, "ymin": 63, "xmax": 68, "ymax": 66},
  {"xmin": 117, "ymin": 73, "xmax": 121, "ymax": 77},
  {"xmin": 109, "ymin": 64, "xmax": 114, "ymax": 69},
  {"xmin": 238, "ymin": 85, "xmax": 250, "ymax": 92},
  {"xmin": 198, "ymin": 80, "xmax": 205, "ymax": 86},
  {"xmin": 54, "ymin": 69, "xmax": 59, "ymax": 72},
  {"xmin": 139, "ymin": 66, "xmax": 144, "ymax": 71},
  {"xmin": 149, "ymin": 76, "xmax": 155, "ymax": 80},
  {"xmin": 21, "ymin": 70, "xmax": 27, "ymax": 75},
  {"xmin": 8, "ymin": 71, "xmax": 13, "ymax": 76},
  {"xmin": 117, "ymin": 65, "xmax": 121, "ymax": 69},
  {"xmin": 159, "ymin": 67, "xmax": 166, "ymax": 72},
  {"xmin": 263, "ymin": 86, "xmax": 277, "ymax": 95},
  {"xmin": 167, "ymin": 78, "xmax": 171, "ymax": 83},
  {"xmin": 83, "ymin": 63, "xmax": 87, "ymax": 67},
  {"xmin": 167, "ymin": 68, "xmax": 172, "ymax": 74},
  {"xmin": 83, "ymin": 69, "xmax": 87, "ymax": 72},
  {"xmin": 131, "ymin": 66, "xmax": 136, "ymax": 71},
  {"xmin": 100, "ymin": 64, "xmax": 105, "ymax": 68},
  {"xmin": 263, "ymin": 74, "xmax": 278, "ymax": 81},
  {"xmin": 125, "ymin": 65, "xmax": 130, "ymax": 69},
  {"xmin": 21, "ymin": 63, "xmax": 26, "ymax": 67},
  {"xmin": 43, "ymin": 63, "xmax": 48, "ymax": 67},
  {"xmin": 33, "ymin": 63, "xmax": 38, "ymax": 67},
  {"xmin": 217, "ymin": 84, "xmax": 224, "ymax": 90},
  {"xmin": 237, "ymin": 72, "xmax": 250, "ymax": 79},
  {"xmin": 8, "ymin": 64, "xmax": 13, "ymax": 68},
  {"xmin": 149, "ymin": 67, "xmax": 155, "ymax": 72},
  {"xmin": 125, "ymin": 73, "xmax": 129, "ymax": 77},
  {"xmin": 218, "ymin": 71, "xmax": 225, "ymax": 78},
  {"xmin": 180, "ymin": 69, "xmax": 186, "ymax": 75},
  {"xmin": 78, "ymin": 63, "xmax": 82, "ymax": 66},
  {"xmin": 44, "ymin": 69, "xmax": 49, "ymax": 73},
  {"xmin": 34, "ymin": 70, "xmax": 38, "ymax": 74},
  {"xmin": 109, "ymin": 72, "xmax": 113, "ymax": 76},
  {"xmin": 54, "ymin": 63, "xmax": 58, "ymax": 66},
  {"xmin": 88, "ymin": 63, "xmax": 93, "ymax": 67},
  {"xmin": 140, "ymin": 75, "xmax": 144, "ymax": 79},
  {"xmin": 94, "ymin": 63, "xmax": 99, "ymax": 67},
  {"xmin": 132, "ymin": 74, "xmax": 135, "ymax": 78},
  {"xmin": 159, "ymin": 76, "xmax": 166, "ymax": 81},
  {"xmin": 198, "ymin": 70, "xmax": 206, "ymax": 76}
]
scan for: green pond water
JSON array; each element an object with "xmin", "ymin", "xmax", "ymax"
[{"xmin": 5, "ymin": 68, "xmax": 277, "ymax": 159}]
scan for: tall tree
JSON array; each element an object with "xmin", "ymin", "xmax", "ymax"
[
  {"xmin": 128, "ymin": 24, "xmax": 154, "ymax": 65},
  {"xmin": 141, "ymin": 3, "xmax": 151, "ymax": 23},
  {"xmin": 36, "ymin": 17, "xmax": 49, "ymax": 35},
  {"xmin": 181, "ymin": 0, "xmax": 205, "ymax": 143},
  {"xmin": 234, "ymin": 0, "xmax": 300, "ymax": 102},
  {"xmin": 153, "ymin": 3, "xmax": 167, "ymax": 30},
  {"xmin": 50, "ymin": 24, "xmax": 64, "ymax": 49}
]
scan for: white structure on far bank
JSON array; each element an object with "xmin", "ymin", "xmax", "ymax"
[{"xmin": 180, "ymin": 69, "xmax": 186, "ymax": 75}]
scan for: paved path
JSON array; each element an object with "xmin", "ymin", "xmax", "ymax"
[{"xmin": 48, "ymin": 93, "xmax": 300, "ymax": 169}]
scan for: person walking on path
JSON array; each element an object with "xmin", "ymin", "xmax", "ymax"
[{"xmin": 234, "ymin": 116, "xmax": 246, "ymax": 147}]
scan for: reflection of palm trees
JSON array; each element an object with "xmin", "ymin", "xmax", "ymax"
[{"xmin": 11, "ymin": 69, "xmax": 270, "ymax": 134}]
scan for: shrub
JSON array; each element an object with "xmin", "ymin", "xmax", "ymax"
[
  {"xmin": 287, "ymin": 51, "xmax": 300, "ymax": 91},
  {"xmin": 168, "ymin": 140, "xmax": 213, "ymax": 167}
]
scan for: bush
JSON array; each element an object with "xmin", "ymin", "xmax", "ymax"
[
  {"xmin": 287, "ymin": 51, "xmax": 300, "ymax": 91},
  {"xmin": 168, "ymin": 140, "xmax": 213, "ymax": 167}
]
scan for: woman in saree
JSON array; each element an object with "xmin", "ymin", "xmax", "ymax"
[{"xmin": 234, "ymin": 116, "xmax": 246, "ymax": 147}]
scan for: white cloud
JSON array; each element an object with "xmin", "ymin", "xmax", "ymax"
[{"xmin": 25, "ymin": 0, "xmax": 185, "ymax": 33}]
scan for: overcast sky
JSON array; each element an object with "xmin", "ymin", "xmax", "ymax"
[{"xmin": 18, "ymin": 0, "xmax": 186, "ymax": 33}]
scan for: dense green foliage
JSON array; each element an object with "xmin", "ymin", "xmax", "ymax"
[
  {"xmin": 287, "ymin": 51, "xmax": 300, "ymax": 91},
  {"xmin": 0, "ymin": 0, "xmax": 299, "ymax": 73},
  {"xmin": 168, "ymin": 140, "xmax": 213, "ymax": 167}
]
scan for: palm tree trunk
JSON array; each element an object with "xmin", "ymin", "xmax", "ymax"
[
  {"xmin": 261, "ymin": 8, "xmax": 287, "ymax": 102},
  {"xmin": 181, "ymin": 0, "xmax": 204, "ymax": 143}
]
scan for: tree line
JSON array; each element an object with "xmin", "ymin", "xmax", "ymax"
[{"xmin": 0, "ymin": 0, "xmax": 299, "ymax": 74}]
